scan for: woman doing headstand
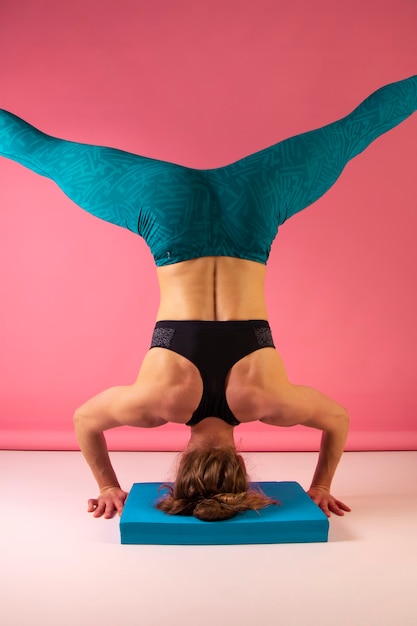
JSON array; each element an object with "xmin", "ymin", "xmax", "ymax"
[{"xmin": 1, "ymin": 75, "xmax": 416, "ymax": 520}]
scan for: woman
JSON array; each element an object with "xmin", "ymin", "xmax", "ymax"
[{"xmin": 1, "ymin": 75, "xmax": 416, "ymax": 521}]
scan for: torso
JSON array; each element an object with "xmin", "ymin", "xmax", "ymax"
[
  {"xmin": 134, "ymin": 257, "xmax": 291, "ymax": 426},
  {"xmin": 155, "ymin": 257, "xmax": 268, "ymax": 321}
]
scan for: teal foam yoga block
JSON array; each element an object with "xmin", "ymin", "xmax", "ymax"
[{"xmin": 120, "ymin": 481, "xmax": 329, "ymax": 545}]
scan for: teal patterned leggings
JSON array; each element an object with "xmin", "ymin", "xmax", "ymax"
[{"xmin": 1, "ymin": 75, "xmax": 416, "ymax": 266}]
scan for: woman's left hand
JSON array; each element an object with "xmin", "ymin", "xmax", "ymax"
[{"xmin": 307, "ymin": 486, "xmax": 351, "ymax": 517}]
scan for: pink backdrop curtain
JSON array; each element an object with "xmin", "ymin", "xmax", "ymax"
[{"xmin": 1, "ymin": 0, "xmax": 416, "ymax": 451}]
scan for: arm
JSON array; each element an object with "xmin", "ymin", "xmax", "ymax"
[
  {"xmin": 306, "ymin": 413, "xmax": 351, "ymax": 517},
  {"xmin": 74, "ymin": 421, "xmax": 127, "ymax": 519},
  {"xmin": 73, "ymin": 384, "xmax": 166, "ymax": 518},
  {"xmin": 262, "ymin": 382, "xmax": 351, "ymax": 516},
  {"xmin": 295, "ymin": 386, "xmax": 350, "ymax": 517}
]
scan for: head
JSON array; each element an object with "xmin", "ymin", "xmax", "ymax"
[{"xmin": 156, "ymin": 445, "xmax": 278, "ymax": 521}]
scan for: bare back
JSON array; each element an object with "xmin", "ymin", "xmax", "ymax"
[{"xmin": 156, "ymin": 257, "xmax": 268, "ymax": 321}]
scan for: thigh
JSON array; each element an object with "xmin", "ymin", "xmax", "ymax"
[{"xmin": 222, "ymin": 76, "xmax": 417, "ymax": 227}]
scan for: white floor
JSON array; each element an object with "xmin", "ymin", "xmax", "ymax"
[{"xmin": 1, "ymin": 450, "xmax": 417, "ymax": 626}]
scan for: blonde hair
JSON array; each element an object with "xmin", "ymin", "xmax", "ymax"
[{"xmin": 156, "ymin": 447, "xmax": 278, "ymax": 521}]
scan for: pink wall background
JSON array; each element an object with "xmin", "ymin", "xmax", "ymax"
[{"xmin": 0, "ymin": 0, "xmax": 416, "ymax": 451}]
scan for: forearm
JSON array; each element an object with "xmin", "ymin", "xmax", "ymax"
[
  {"xmin": 74, "ymin": 417, "xmax": 121, "ymax": 491},
  {"xmin": 310, "ymin": 414, "xmax": 349, "ymax": 490}
]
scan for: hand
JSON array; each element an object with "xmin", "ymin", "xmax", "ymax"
[
  {"xmin": 307, "ymin": 486, "xmax": 351, "ymax": 517},
  {"xmin": 88, "ymin": 486, "xmax": 129, "ymax": 519}
]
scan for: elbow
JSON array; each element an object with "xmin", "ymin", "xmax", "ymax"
[
  {"xmin": 338, "ymin": 406, "xmax": 350, "ymax": 422},
  {"xmin": 73, "ymin": 409, "xmax": 84, "ymax": 439},
  {"xmin": 73, "ymin": 407, "xmax": 85, "ymax": 428},
  {"xmin": 73, "ymin": 407, "xmax": 94, "ymax": 436},
  {"xmin": 335, "ymin": 407, "xmax": 350, "ymax": 434},
  {"xmin": 73, "ymin": 407, "xmax": 105, "ymax": 438}
]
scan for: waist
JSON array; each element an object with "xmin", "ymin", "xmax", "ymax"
[
  {"xmin": 156, "ymin": 257, "xmax": 269, "ymax": 321},
  {"xmin": 155, "ymin": 319, "xmax": 270, "ymax": 330}
]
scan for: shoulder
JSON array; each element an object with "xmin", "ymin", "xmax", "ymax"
[{"xmin": 133, "ymin": 349, "xmax": 203, "ymax": 425}]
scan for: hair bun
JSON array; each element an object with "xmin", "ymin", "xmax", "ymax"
[{"xmin": 193, "ymin": 495, "xmax": 234, "ymax": 521}]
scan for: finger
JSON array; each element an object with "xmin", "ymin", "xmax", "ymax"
[
  {"xmin": 329, "ymin": 499, "xmax": 350, "ymax": 515},
  {"xmin": 307, "ymin": 493, "xmax": 320, "ymax": 505},
  {"xmin": 116, "ymin": 499, "xmax": 125, "ymax": 517},
  {"xmin": 104, "ymin": 501, "xmax": 117, "ymax": 519},
  {"xmin": 93, "ymin": 502, "xmax": 106, "ymax": 518},
  {"xmin": 319, "ymin": 502, "xmax": 331, "ymax": 518},
  {"xmin": 335, "ymin": 500, "xmax": 351, "ymax": 512},
  {"xmin": 88, "ymin": 499, "xmax": 98, "ymax": 513},
  {"xmin": 309, "ymin": 494, "xmax": 330, "ymax": 516},
  {"xmin": 329, "ymin": 501, "xmax": 344, "ymax": 516},
  {"xmin": 329, "ymin": 499, "xmax": 350, "ymax": 516}
]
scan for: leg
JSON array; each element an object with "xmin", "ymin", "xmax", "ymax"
[
  {"xmin": 224, "ymin": 75, "xmax": 417, "ymax": 225},
  {"xmin": 0, "ymin": 109, "xmax": 180, "ymax": 233}
]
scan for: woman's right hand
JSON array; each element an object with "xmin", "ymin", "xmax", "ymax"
[{"xmin": 88, "ymin": 487, "xmax": 129, "ymax": 519}]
